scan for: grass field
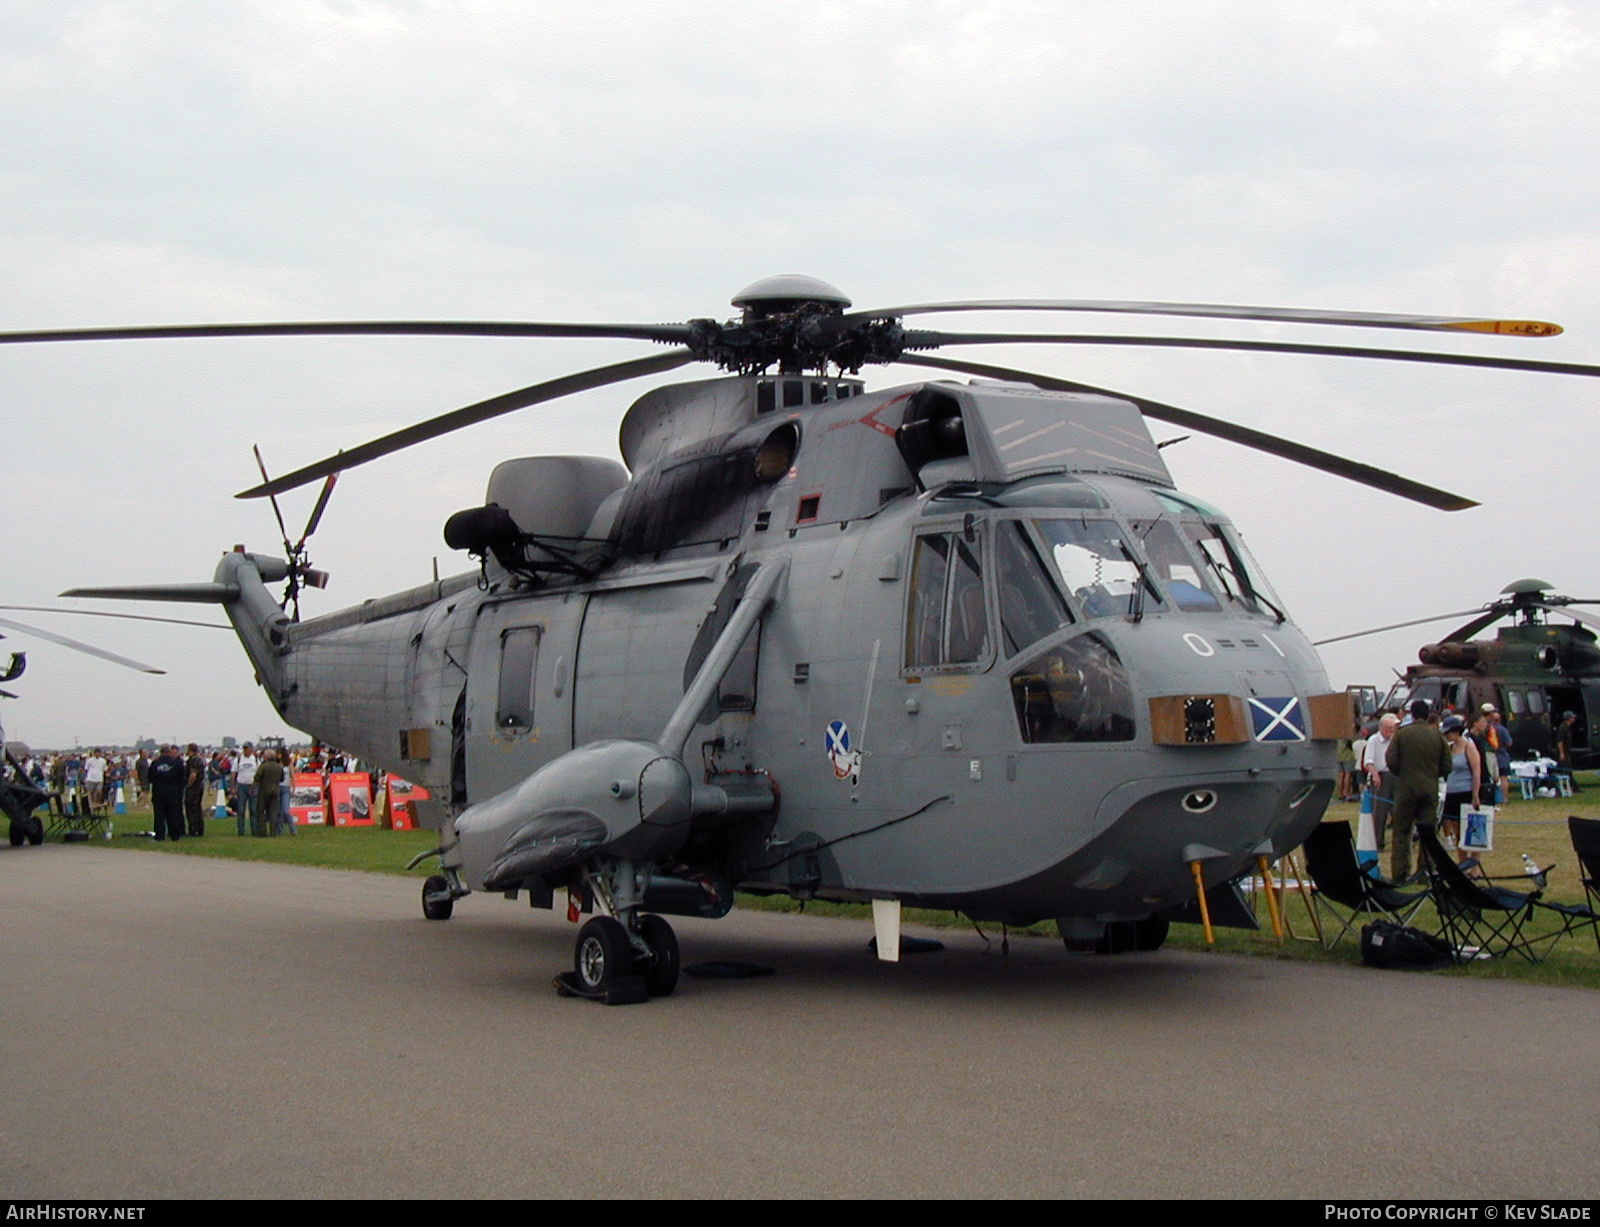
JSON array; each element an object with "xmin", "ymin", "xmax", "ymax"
[{"xmin": 52, "ymin": 778, "xmax": 1600, "ymax": 988}]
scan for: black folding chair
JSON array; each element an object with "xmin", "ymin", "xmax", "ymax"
[
  {"xmin": 1301, "ymin": 820, "xmax": 1428, "ymax": 949},
  {"xmin": 1417, "ymin": 823, "xmax": 1591, "ymax": 963},
  {"xmin": 1565, "ymin": 817, "xmax": 1600, "ymax": 955}
]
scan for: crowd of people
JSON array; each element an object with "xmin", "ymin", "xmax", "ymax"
[
  {"xmin": 1337, "ymin": 700, "xmax": 1581, "ymax": 883},
  {"xmin": 15, "ymin": 743, "xmax": 367, "ymax": 842}
]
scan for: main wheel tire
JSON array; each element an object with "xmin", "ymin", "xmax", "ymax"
[
  {"xmin": 1134, "ymin": 914, "xmax": 1170, "ymax": 951},
  {"xmin": 574, "ymin": 916, "xmax": 633, "ymax": 994},
  {"xmin": 7, "ymin": 821, "xmax": 22, "ymax": 848},
  {"xmin": 25, "ymin": 816, "xmax": 44, "ymax": 846},
  {"xmin": 1095, "ymin": 920, "xmax": 1138, "ymax": 954},
  {"xmin": 637, "ymin": 913, "xmax": 680, "ymax": 998},
  {"xmin": 421, "ymin": 873, "xmax": 454, "ymax": 920}
]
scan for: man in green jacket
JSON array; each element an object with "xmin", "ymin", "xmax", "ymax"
[
  {"xmin": 254, "ymin": 750, "xmax": 285, "ymax": 837},
  {"xmin": 1386, "ymin": 699, "xmax": 1452, "ymax": 881}
]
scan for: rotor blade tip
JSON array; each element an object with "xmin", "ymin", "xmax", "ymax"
[{"xmin": 1444, "ymin": 320, "xmax": 1563, "ymax": 338}]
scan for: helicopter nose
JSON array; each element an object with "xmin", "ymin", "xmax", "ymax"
[{"xmin": 1069, "ymin": 773, "xmax": 1332, "ymax": 912}]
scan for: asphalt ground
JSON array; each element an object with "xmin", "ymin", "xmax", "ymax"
[{"xmin": 2, "ymin": 842, "xmax": 1598, "ymax": 1200}]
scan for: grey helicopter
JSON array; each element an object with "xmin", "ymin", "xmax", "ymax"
[{"xmin": 6, "ymin": 274, "xmax": 1595, "ymax": 1002}]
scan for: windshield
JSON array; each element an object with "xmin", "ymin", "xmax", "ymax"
[
  {"xmin": 1178, "ymin": 521, "xmax": 1286, "ymax": 619},
  {"xmin": 1131, "ymin": 518, "xmax": 1223, "ymax": 612},
  {"xmin": 1034, "ymin": 518, "xmax": 1162, "ymax": 619}
]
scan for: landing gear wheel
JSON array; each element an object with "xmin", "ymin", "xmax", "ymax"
[
  {"xmin": 7, "ymin": 821, "xmax": 22, "ymax": 848},
  {"xmin": 1134, "ymin": 915, "xmax": 1169, "ymax": 951},
  {"xmin": 1095, "ymin": 921, "xmax": 1138, "ymax": 954},
  {"xmin": 25, "ymin": 816, "xmax": 44, "ymax": 846},
  {"xmin": 421, "ymin": 873, "xmax": 454, "ymax": 920},
  {"xmin": 637, "ymin": 913, "xmax": 680, "ymax": 998},
  {"xmin": 574, "ymin": 915, "xmax": 633, "ymax": 994}
]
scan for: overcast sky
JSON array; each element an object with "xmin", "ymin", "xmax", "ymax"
[{"xmin": 3, "ymin": 1, "xmax": 1599, "ymax": 748}]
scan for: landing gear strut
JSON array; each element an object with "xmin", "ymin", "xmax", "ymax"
[{"xmin": 558, "ymin": 860, "xmax": 681, "ymax": 1004}]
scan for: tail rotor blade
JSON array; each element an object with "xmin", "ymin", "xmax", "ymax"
[
  {"xmin": 253, "ymin": 444, "xmax": 294, "ymax": 554},
  {"xmin": 297, "ymin": 472, "xmax": 340, "ymax": 549}
]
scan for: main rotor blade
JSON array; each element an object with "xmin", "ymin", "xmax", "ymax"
[
  {"xmin": 238, "ymin": 348, "xmax": 697, "ymax": 499},
  {"xmin": 1312, "ymin": 609, "xmax": 1493, "ymax": 647},
  {"xmin": 0, "ymin": 615, "xmax": 165, "ymax": 673},
  {"xmin": 1438, "ymin": 609, "xmax": 1512, "ymax": 643},
  {"xmin": 913, "ymin": 333, "xmax": 1600, "ymax": 379},
  {"xmin": 0, "ymin": 605, "xmax": 228, "ymax": 630},
  {"xmin": 0, "ymin": 320, "xmax": 691, "ymax": 345},
  {"xmin": 1552, "ymin": 606, "xmax": 1600, "ymax": 634},
  {"xmin": 852, "ymin": 299, "xmax": 1562, "ymax": 337},
  {"xmin": 896, "ymin": 352, "xmax": 1478, "ymax": 511}
]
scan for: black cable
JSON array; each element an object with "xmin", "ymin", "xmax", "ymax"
[{"xmin": 747, "ymin": 794, "xmax": 953, "ymax": 872}]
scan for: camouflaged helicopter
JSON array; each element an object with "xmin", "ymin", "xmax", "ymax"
[
  {"xmin": 8, "ymin": 274, "xmax": 1596, "ymax": 1002},
  {"xmin": 1320, "ymin": 578, "xmax": 1600, "ymax": 768}
]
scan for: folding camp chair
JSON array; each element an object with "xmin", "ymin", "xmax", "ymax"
[
  {"xmin": 1417, "ymin": 823, "xmax": 1592, "ymax": 962},
  {"xmin": 1301, "ymin": 819, "xmax": 1429, "ymax": 949},
  {"xmin": 1566, "ymin": 817, "xmax": 1600, "ymax": 955}
]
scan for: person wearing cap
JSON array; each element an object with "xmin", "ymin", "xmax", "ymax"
[
  {"xmin": 1439, "ymin": 714, "xmax": 1482, "ymax": 862},
  {"xmin": 1386, "ymin": 699, "xmax": 1452, "ymax": 882},
  {"xmin": 1480, "ymin": 703, "xmax": 1513, "ymax": 803}
]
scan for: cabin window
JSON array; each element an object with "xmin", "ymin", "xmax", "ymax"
[
  {"xmin": 683, "ymin": 564, "xmax": 764, "ymax": 719},
  {"xmin": 1033, "ymin": 518, "xmax": 1160, "ymax": 619},
  {"xmin": 995, "ymin": 520, "xmax": 1074, "ymax": 656},
  {"xmin": 720, "ymin": 627, "xmax": 760, "ymax": 712},
  {"xmin": 1505, "ymin": 691, "xmax": 1526, "ymax": 716},
  {"xmin": 496, "ymin": 626, "xmax": 541, "ymax": 732},
  {"xmin": 1010, "ymin": 632, "xmax": 1136, "ymax": 743},
  {"xmin": 905, "ymin": 531, "xmax": 990, "ymax": 670},
  {"xmin": 1526, "ymin": 689, "xmax": 1547, "ymax": 715}
]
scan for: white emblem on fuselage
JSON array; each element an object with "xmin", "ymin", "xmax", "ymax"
[{"xmin": 825, "ymin": 719, "xmax": 861, "ymax": 783}]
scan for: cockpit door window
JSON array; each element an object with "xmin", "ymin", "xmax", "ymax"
[{"xmin": 905, "ymin": 531, "xmax": 991, "ymax": 670}]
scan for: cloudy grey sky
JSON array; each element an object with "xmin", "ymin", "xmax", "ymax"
[{"xmin": 4, "ymin": 1, "xmax": 1598, "ymax": 747}]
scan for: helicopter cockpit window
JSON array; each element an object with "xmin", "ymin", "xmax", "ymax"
[
  {"xmin": 1179, "ymin": 521, "xmax": 1287, "ymax": 619},
  {"xmin": 496, "ymin": 625, "xmax": 541, "ymax": 732},
  {"xmin": 995, "ymin": 520, "xmax": 1074, "ymax": 656},
  {"xmin": 1032, "ymin": 519, "xmax": 1162, "ymax": 619},
  {"xmin": 1010, "ymin": 631, "xmax": 1136, "ymax": 743},
  {"xmin": 905, "ymin": 532, "xmax": 990, "ymax": 670},
  {"xmin": 1131, "ymin": 519, "xmax": 1222, "ymax": 612}
]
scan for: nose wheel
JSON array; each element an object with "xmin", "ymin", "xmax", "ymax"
[{"xmin": 421, "ymin": 873, "xmax": 455, "ymax": 920}]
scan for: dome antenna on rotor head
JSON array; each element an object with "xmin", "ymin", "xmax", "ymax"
[{"xmin": 730, "ymin": 275, "xmax": 853, "ymax": 320}]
